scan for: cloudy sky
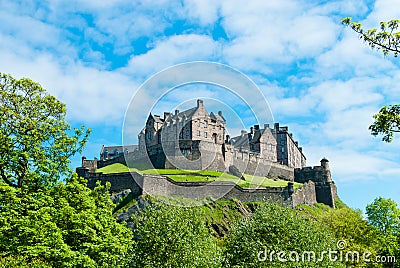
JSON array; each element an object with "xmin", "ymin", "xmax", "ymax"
[{"xmin": 1, "ymin": 0, "xmax": 400, "ymax": 210}]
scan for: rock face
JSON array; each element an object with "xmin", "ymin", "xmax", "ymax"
[
  {"xmin": 114, "ymin": 195, "xmax": 257, "ymax": 238},
  {"xmin": 111, "ymin": 189, "xmax": 131, "ymax": 204}
]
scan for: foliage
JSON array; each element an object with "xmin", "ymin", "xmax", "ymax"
[
  {"xmin": 0, "ymin": 177, "xmax": 133, "ymax": 267},
  {"xmin": 366, "ymin": 197, "xmax": 400, "ymax": 236},
  {"xmin": 299, "ymin": 203, "xmax": 382, "ymax": 267},
  {"xmin": 366, "ymin": 197, "xmax": 400, "ymax": 265},
  {"xmin": 342, "ymin": 17, "xmax": 400, "ymax": 57},
  {"xmin": 369, "ymin": 105, "xmax": 400, "ymax": 142},
  {"xmin": 0, "ymin": 73, "xmax": 90, "ymax": 189},
  {"xmin": 129, "ymin": 202, "xmax": 222, "ymax": 268},
  {"xmin": 224, "ymin": 202, "xmax": 343, "ymax": 267},
  {"xmin": 341, "ymin": 18, "xmax": 400, "ymax": 142},
  {"xmin": 0, "ymin": 255, "xmax": 51, "ymax": 268}
]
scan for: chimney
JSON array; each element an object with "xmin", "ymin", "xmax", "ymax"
[
  {"xmin": 218, "ymin": 111, "xmax": 223, "ymax": 116},
  {"xmin": 254, "ymin": 125, "xmax": 260, "ymax": 131},
  {"xmin": 299, "ymin": 147, "xmax": 302, "ymax": 153},
  {"xmin": 264, "ymin": 123, "xmax": 270, "ymax": 129},
  {"xmin": 241, "ymin": 130, "xmax": 247, "ymax": 137},
  {"xmin": 175, "ymin": 109, "xmax": 179, "ymax": 115},
  {"xmin": 197, "ymin": 99, "xmax": 203, "ymax": 108},
  {"xmin": 250, "ymin": 127, "xmax": 254, "ymax": 134},
  {"xmin": 274, "ymin": 123, "xmax": 279, "ymax": 130},
  {"xmin": 164, "ymin": 112, "xmax": 171, "ymax": 120},
  {"xmin": 225, "ymin": 135, "xmax": 230, "ymax": 143}
]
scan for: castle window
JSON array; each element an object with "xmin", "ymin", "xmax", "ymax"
[
  {"xmin": 282, "ymin": 147, "xmax": 285, "ymax": 152},
  {"xmin": 197, "ymin": 120, "xmax": 200, "ymax": 127},
  {"xmin": 197, "ymin": 130, "xmax": 200, "ymax": 136},
  {"xmin": 204, "ymin": 132, "xmax": 207, "ymax": 138},
  {"xmin": 204, "ymin": 120, "xmax": 207, "ymax": 128}
]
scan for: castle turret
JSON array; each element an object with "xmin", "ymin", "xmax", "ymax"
[
  {"xmin": 320, "ymin": 158, "xmax": 331, "ymax": 182},
  {"xmin": 321, "ymin": 158, "xmax": 329, "ymax": 169}
]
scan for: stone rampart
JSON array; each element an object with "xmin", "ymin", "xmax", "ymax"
[{"xmin": 80, "ymin": 171, "xmax": 318, "ymax": 207}]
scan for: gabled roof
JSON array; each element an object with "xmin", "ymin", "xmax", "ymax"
[
  {"xmin": 231, "ymin": 128, "xmax": 268, "ymax": 148},
  {"xmin": 210, "ymin": 112, "xmax": 226, "ymax": 122},
  {"xmin": 230, "ymin": 134, "xmax": 251, "ymax": 148},
  {"xmin": 152, "ymin": 114, "xmax": 164, "ymax": 123},
  {"xmin": 164, "ymin": 107, "xmax": 197, "ymax": 123},
  {"xmin": 251, "ymin": 129, "xmax": 266, "ymax": 143}
]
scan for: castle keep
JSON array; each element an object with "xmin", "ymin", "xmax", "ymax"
[{"xmin": 78, "ymin": 99, "xmax": 338, "ymax": 207}]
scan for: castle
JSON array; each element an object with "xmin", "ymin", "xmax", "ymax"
[{"xmin": 78, "ymin": 99, "xmax": 338, "ymax": 207}]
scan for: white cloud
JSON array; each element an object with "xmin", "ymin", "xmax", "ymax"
[
  {"xmin": 365, "ymin": 0, "xmax": 400, "ymax": 26},
  {"xmin": 305, "ymin": 146, "xmax": 400, "ymax": 182},
  {"xmin": 183, "ymin": 0, "xmax": 220, "ymax": 25},
  {"xmin": 121, "ymin": 34, "xmax": 221, "ymax": 77},
  {"xmin": 0, "ymin": 48, "xmax": 136, "ymax": 124}
]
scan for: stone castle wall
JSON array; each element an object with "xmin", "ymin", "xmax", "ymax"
[
  {"xmin": 86, "ymin": 144, "xmax": 337, "ymax": 208},
  {"xmin": 81, "ymin": 171, "xmax": 309, "ymax": 206}
]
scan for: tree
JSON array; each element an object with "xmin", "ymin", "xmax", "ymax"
[
  {"xmin": 366, "ymin": 197, "xmax": 400, "ymax": 264},
  {"xmin": 224, "ymin": 202, "xmax": 343, "ymax": 268},
  {"xmin": 300, "ymin": 202, "xmax": 383, "ymax": 267},
  {"xmin": 0, "ymin": 73, "xmax": 90, "ymax": 188},
  {"xmin": 341, "ymin": 18, "xmax": 400, "ymax": 57},
  {"xmin": 0, "ymin": 176, "xmax": 133, "ymax": 267},
  {"xmin": 342, "ymin": 18, "xmax": 400, "ymax": 142},
  {"xmin": 366, "ymin": 197, "xmax": 400, "ymax": 236},
  {"xmin": 130, "ymin": 201, "xmax": 222, "ymax": 268}
]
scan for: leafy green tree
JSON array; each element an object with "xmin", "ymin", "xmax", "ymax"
[
  {"xmin": 366, "ymin": 197, "xmax": 400, "ymax": 236},
  {"xmin": 0, "ymin": 176, "xmax": 133, "ymax": 267},
  {"xmin": 0, "ymin": 72, "xmax": 90, "ymax": 188},
  {"xmin": 0, "ymin": 256, "xmax": 51, "ymax": 268},
  {"xmin": 366, "ymin": 197, "xmax": 400, "ymax": 265},
  {"xmin": 224, "ymin": 202, "xmax": 344, "ymax": 268},
  {"xmin": 342, "ymin": 18, "xmax": 400, "ymax": 142},
  {"xmin": 302, "ymin": 202, "xmax": 382, "ymax": 267},
  {"xmin": 130, "ymin": 202, "xmax": 222, "ymax": 268}
]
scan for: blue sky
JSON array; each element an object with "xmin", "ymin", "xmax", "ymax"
[{"xmin": 1, "ymin": 0, "xmax": 400, "ymax": 211}]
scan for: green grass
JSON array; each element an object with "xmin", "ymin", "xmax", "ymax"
[
  {"xmin": 96, "ymin": 163, "xmax": 130, "ymax": 174},
  {"xmin": 96, "ymin": 163, "xmax": 303, "ymax": 189}
]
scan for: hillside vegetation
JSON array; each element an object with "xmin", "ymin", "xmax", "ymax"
[{"xmin": 112, "ymin": 194, "xmax": 396, "ymax": 267}]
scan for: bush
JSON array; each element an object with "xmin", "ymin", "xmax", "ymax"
[
  {"xmin": 224, "ymin": 202, "xmax": 344, "ymax": 267},
  {"xmin": 130, "ymin": 202, "xmax": 222, "ymax": 267},
  {"xmin": 0, "ymin": 176, "xmax": 133, "ymax": 267}
]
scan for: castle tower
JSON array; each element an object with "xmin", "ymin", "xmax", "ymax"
[{"xmin": 320, "ymin": 158, "xmax": 332, "ymax": 182}]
